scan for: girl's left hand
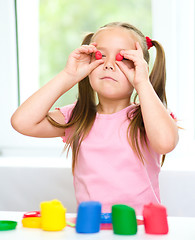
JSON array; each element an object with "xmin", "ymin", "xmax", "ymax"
[{"xmin": 116, "ymin": 42, "xmax": 149, "ymax": 90}]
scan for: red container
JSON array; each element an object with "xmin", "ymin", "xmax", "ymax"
[{"xmin": 143, "ymin": 203, "xmax": 169, "ymax": 234}]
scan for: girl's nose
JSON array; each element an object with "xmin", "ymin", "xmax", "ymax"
[{"xmin": 103, "ymin": 58, "xmax": 116, "ymax": 71}]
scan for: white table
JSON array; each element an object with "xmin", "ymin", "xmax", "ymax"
[{"xmin": 0, "ymin": 211, "xmax": 195, "ymax": 240}]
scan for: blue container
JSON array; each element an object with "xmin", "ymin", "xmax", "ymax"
[{"xmin": 76, "ymin": 201, "xmax": 102, "ymax": 233}]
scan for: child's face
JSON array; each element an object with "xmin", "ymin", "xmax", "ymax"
[{"xmin": 89, "ymin": 27, "xmax": 136, "ymax": 100}]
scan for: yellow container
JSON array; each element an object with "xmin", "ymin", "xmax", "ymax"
[
  {"xmin": 22, "ymin": 217, "xmax": 41, "ymax": 228},
  {"xmin": 40, "ymin": 199, "xmax": 66, "ymax": 231}
]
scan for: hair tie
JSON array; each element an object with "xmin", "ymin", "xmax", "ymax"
[{"xmin": 146, "ymin": 36, "xmax": 153, "ymax": 50}]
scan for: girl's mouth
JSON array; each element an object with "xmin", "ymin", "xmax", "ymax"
[{"xmin": 100, "ymin": 76, "xmax": 117, "ymax": 82}]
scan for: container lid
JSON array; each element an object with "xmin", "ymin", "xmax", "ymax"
[
  {"xmin": 0, "ymin": 221, "xmax": 17, "ymax": 231},
  {"xmin": 23, "ymin": 211, "xmax": 41, "ymax": 218}
]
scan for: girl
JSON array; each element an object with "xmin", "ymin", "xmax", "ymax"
[{"xmin": 11, "ymin": 22, "xmax": 179, "ymax": 215}]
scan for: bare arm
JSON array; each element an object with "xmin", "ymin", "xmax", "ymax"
[
  {"xmin": 117, "ymin": 42, "xmax": 179, "ymax": 154},
  {"xmin": 11, "ymin": 70, "xmax": 76, "ymax": 137},
  {"xmin": 11, "ymin": 44, "xmax": 103, "ymax": 138},
  {"xmin": 136, "ymin": 81, "xmax": 179, "ymax": 154}
]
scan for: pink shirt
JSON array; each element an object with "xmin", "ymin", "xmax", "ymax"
[{"xmin": 59, "ymin": 104, "xmax": 161, "ymax": 215}]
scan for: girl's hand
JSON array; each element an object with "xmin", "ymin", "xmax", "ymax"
[
  {"xmin": 64, "ymin": 43, "xmax": 104, "ymax": 82},
  {"xmin": 116, "ymin": 42, "xmax": 149, "ymax": 90}
]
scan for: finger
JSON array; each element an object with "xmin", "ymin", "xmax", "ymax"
[
  {"xmin": 119, "ymin": 51, "xmax": 137, "ymax": 63},
  {"xmin": 123, "ymin": 53, "xmax": 137, "ymax": 63},
  {"xmin": 90, "ymin": 42, "xmax": 97, "ymax": 47},
  {"xmin": 118, "ymin": 52, "xmax": 137, "ymax": 66},
  {"xmin": 79, "ymin": 46, "xmax": 95, "ymax": 54},
  {"xmin": 135, "ymin": 42, "xmax": 144, "ymax": 56},
  {"xmin": 120, "ymin": 49, "xmax": 134, "ymax": 56},
  {"xmin": 120, "ymin": 44, "xmax": 143, "ymax": 57},
  {"xmin": 116, "ymin": 61, "xmax": 135, "ymax": 86},
  {"xmin": 72, "ymin": 52, "xmax": 81, "ymax": 60},
  {"xmin": 89, "ymin": 59, "xmax": 104, "ymax": 72},
  {"xmin": 120, "ymin": 49, "xmax": 140, "ymax": 57},
  {"xmin": 76, "ymin": 45, "xmax": 97, "ymax": 55},
  {"xmin": 135, "ymin": 41, "xmax": 141, "ymax": 50},
  {"xmin": 85, "ymin": 44, "xmax": 97, "ymax": 52},
  {"xmin": 120, "ymin": 51, "xmax": 143, "ymax": 67},
  {"xmin": 116, "ymin": 61, "xmax": 132, "ymax": 76},
  {"xmin": 116, "ymin": 61, "xmax": 135, "ymax": 84}
]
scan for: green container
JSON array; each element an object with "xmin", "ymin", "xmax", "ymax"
[
  {"xmin": 112, "ymin": 204, "xmax": 137, "ymax": 235},
  {"xmin": 0, "ymin": 221, "xmax": 17, "ymax": 231}
]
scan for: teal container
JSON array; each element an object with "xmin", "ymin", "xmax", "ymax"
[{"xmin": 112, "ymin": 204, "xmax": 137, "ymax": 235}]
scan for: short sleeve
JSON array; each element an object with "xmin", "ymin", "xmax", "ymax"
[{"xmin": 55, "ymin": 104, "xmax": 75, "ymax": 143}]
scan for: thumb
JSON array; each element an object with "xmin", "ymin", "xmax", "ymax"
[
  {"xmin": 89, "ymin": 59, "xmax": 104, "ymax": 72},
  {"xmin": 116, "ymin": 61, "xmax": 131, "ymax": 77},
  {"xmin": 116, "ymin": 61, "xmax": 135, "ymax": 84}
]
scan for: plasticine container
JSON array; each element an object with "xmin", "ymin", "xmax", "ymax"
[
  {"xmin": 40, "ymin": 199, "xmax": 66, "ymax": 231},
  {"xmin": 112, "ymin": 204, "xmax": 137, "ymax": 235},
  {"xmin": 143, "ymin": 203, "xmax": 169, "ymax": 234},
  {"xmin": 76, "ymin": 201, "xmax": 102, "ymax": 233}
]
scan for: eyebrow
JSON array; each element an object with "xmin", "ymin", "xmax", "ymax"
[
  {"xmin": 97, "ymin": 47, "xmax": 126, "ymax": 51},
  {"xmin": 97, "ymin": 47, "xmax": 107, "ymax": 50}
]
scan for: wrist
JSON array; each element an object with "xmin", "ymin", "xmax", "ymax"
[
  {"xmin": 134, "ymin": 79, "xmax": 151, "ymax": 93},
  {"xmin": 49, "ymin": 69, "xmax": 78, "ymax": 96},
  {"xmin": 62, "ymin": 69, "xmax": 79, "ymax": 83}
]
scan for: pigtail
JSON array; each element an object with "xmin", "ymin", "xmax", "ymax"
[{"xmin": 149, "ymin": 40, "xmax": 167, "ymax": 106}]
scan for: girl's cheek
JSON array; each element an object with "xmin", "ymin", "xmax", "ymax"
[{"xmin": 89, "ymin": 67, "xmax": 98, "ymax": 79}]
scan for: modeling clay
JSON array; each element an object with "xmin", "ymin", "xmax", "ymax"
[
  {"xmin": 76, "ymin": 201, "xmax": 102, "ymax": 233},
  {"xmin": 143, "ymin": 203, "xmax": 169, "ymax": 234},
  {"xmin": 112, "ymin": 204, "xmax": 137, "ymax": 235},
  {"xmin": 0, "ymin": 221, "xmax": 17, "ymax": 231},
  {"xmin": 95, "ymin": 51, "xmax": 102, "ymax": 60},
  {"xmin": 66, "ymin": 217, "xmax": 143, "ymax": 230},
  {"xmin": 116, "ymin": 53, "xmax": 123, "ymax": 61},
  {"xmin": 40, "ymin": 199, "xmax": 66, "ymax": 231},
  {"xmin": 23, "ymin": 211, "xmax": 41, "ymax": 218},
  {"xmin": 22, "ymin": 217, "xmax": 41, "ymax": 228}
]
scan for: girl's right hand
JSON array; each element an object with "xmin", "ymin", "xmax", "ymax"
[{"xmin": 64, "ymin": 43, "xmax": 104, "ymax": 82}]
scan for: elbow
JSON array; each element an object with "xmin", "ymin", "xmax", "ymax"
[
  {"xmin": 11, "ymin": 114, "xmax": 20, "ymax": 132},
  {"xmin": 160, "ymin": 136, "xmax": 179, "ymax": 154},
  {"xmin": 11, "ymin": 113, "xmax": 27, "ymax": 135},
  {"xmin": 11, "ymin": 113, "xmax": 17, "ymax": 130},
  {"xmin": 152, "ymin": 130, "xmax": 179, "ymax": 154}
]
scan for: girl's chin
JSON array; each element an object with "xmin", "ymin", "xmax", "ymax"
[{"xmin": 97, "ymin": 91, "xmax": 130, "ymax": 100}]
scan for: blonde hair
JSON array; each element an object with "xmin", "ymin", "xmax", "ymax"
[{"xmin": 47, "ymin": 22, "xmax": 167, "ymax": 173}]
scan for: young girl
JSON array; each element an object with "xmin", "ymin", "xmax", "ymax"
[{"xmin": 11, "ymin": 22, "xmax": 179, "ymax": 215}]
